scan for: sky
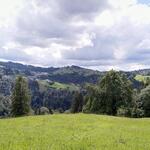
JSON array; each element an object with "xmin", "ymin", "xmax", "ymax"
[{"xmin": 0, "ymin": 0, "xmax": 150, "ymax": 71}]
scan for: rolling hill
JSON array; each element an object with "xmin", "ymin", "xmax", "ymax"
[{"xmin": 0, "ymin": 114, "xmax": 150, "ymax": 150}]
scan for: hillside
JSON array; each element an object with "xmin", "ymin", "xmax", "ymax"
[
  {"xmin": 0, "ymin": 61, "xmax": 149, "ymax": 115},
  {"xmin": 0, "ymin": 61, "xmax": 104, "ymax": 113},
  {"xmin": 0, "ymin": 114, "xmax": 150, "ymax": 150},
  {"xmin": 1, "ymin": 61, "xmax": 150, "ymax": 86},
  {"xmin": 135, "ymin": 75, "xmax": 150, "ymax": 84},
  {"xmin": 0, "ymin": 61, "xmax": 103, "ymax": 84}
]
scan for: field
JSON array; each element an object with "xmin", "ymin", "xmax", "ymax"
[
  {"xmin": 0, "ymin": 114, "xmax": 150, "ymax": 150},
  {"xmin": 38, "ymin": 80, "xmax": 79, "ymax": 91},
  {"xmin": 135, "ymin": 75, "xmax": 150, "ymax": 84}
]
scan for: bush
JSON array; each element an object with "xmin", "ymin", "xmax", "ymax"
[
  {"xmin": 117, "ymin": 107, "xmax": 131, "ymax": 117},
  {"xmin": 40, "ymin": 107, "xmax": 50, "ymax": 115},
  {"xmin": 0, "ymin": 95, "xmax": 11, "ymax": 117},
  {"xmin": 29, "ymin": 109, "xmax": 35, "ymax": 116},
  {"xmin": 132, "ymin": 85, "xmax": 150, "ymax": 117},
  {"xmin": 35, "ymin": 107, "xmax": 50, "ymax": 115},
  {"xmin": 58, "ymin": 108, "xmax": 64, "ymax": 113},
  {"xmin": 131, "ymin": 108, "xmax": 144, "ymax": 118},
  {"xmin": 53, "ymin": 108, "xmax": 64, "ymax": 114},
  {"xmin": 64, "ymin": 109, "xmax": 71, "ymax": 114}
]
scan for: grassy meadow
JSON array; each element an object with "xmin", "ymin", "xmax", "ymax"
[
  {"xmin": 0, "ymin": 114, "xmax": 150, "ymax": 150},
  {"xmin": 135, "ymin": 75, "xmax": 150, "ymax": 84},
  {"xmin": 38, "ymin": 80, "xmax": 79, "ymax": 91}
]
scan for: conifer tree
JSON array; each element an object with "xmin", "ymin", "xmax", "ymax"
[
  {"xmin": 71, "ymin": 92, "xmax": 83, "ymax": 113},
  {"xmin": 11, "ymin": 76, "xmax": 31, "ymax": 117},
  {"xmin": 84, "ymin": 70, "xmax": 133, "ymax": 116}
]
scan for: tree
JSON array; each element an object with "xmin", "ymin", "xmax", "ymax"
[
  {"xmin": 0, "ymin": 95, "xmax": 11, "ymax": 117},
  {"xmin": 83, "ymin": 85, "xmax": 106, "ymax": 114},
  {"xmin": 84, "ymin": 70, "xmax": 133, "ymax": 116},
  {"xmin": 71, "ymin": 92, "xmax": 83, "ymax": 113},
  {"xmin": 11, "ymin": 76, "xmax": 31, "ymax": 117},
  {"xmin": 132, "ymin": 85, "xmax": 150, "ymax": 117},
  {"xmin": 145, "ymin": 77, "xmax": 150, "ymax": 87}
]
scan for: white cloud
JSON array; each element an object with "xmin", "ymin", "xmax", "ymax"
[
  {"xmin": 94, "ymin": 10, "xmax": 115, "ymax": 27},
  {"xmin": 108, "ymin": 0, "xmax": 137, "ymax": 9},
  {"xmin": 0, "ymin": 0, "xmax": 150, "ymax": 70}
]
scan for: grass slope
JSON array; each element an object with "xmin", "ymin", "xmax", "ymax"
[
  {"xmin": 135, "ymin": 75, "xmax": 150, "ymax": 84},
  {"xmin": 0, "ymin": 114, "xmax": 150, "ymax": 150},
  {"xmin": 38, "ymin": 80, "xmax": 79, "ymax": 91}
]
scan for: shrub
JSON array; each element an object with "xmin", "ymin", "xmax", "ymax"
[
  {"xmin": 117, "ymin": 107, "xmax": 131, "ymax": 117},
  {"xmin": 132, "ymin": 85, "xmax": 150, "ymax": 117},
  {"xmin": 39, "ymin": 107, "xmax": 50, "ymax": 115},
  {"xmin": 64, "ymin": 109, "xmax": 71, "ymax": 114},
  {"xmin": 131, "ymin": 108, "xmax": 144, "ymax": 118}
]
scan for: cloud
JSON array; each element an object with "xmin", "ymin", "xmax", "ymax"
[{"xmin": 0, "ymin": 0, "xmax": 150, "ymax": 70}]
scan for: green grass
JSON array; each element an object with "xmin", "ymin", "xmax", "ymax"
[
  {"xmin": 38, "ymin": 80, "xmax": 79, "ymax": 91},
  {"xmin": 0, "ymin": 114, "xmax": 150, "ymax": 150},
  {"xmin": 135, "ymin": 75, "xmax": 150, "ymax": 84},
  {"xmin": 49, "ymin": 82, "xmax": 79, "ymax": 91}
]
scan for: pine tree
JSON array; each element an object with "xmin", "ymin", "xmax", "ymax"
[
  {"xmin": 84, "ymin": 70, "xmax": 133, "ymax": 116},
  {"xmin": 71, "ymin": 92, "xmax": 83, "ymax": 113},
  {"xmin": 98, "ymin": 70, "xmax": 133, "ymax": 115},
  {"xmin": 11, "ymin": 76, "xmax": 31, "ymax": 117}
]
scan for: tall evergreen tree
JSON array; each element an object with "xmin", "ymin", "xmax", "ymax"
[
  {"xmin": 84, "ymin": 70, "xmax": 133, "ymax": 116},
  {"xmin": 99, "ymin": 71, "xmax": 133, "ymax": 115},
  {"xmin": 71, "ymin": 92, "xmax": 83, "ymax": 113},
  {"xmin": 11, "ymin": 76, "xmax": 31, "ymax": 117}
]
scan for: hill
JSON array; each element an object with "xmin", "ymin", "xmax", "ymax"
[
  {"xmin": 0, "ymin": 61, "xmax": 105, "ymax": 114},
  {"xmin": 0, "ymin": 114, "xmax": 150, "ymax": 150},
  {"xmin": 0, "ymin": 61, "xmax": 103, "ymax": 84},
  {"xmin": 0, "ymin": 61, "xmax": 150, "ymax": 115}
]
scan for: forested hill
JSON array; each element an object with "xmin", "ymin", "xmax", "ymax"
[
  {"xmin": 0, "ymin": 61, "xmax": 150, "ymax": 89},
  {"xmin": 0, "ymin": 62, "xmax": 150, "ymax": 85},
  {"xmin": 0, "ymin": 61, "xmax": 105, "ymax": 114},
  {"xmin": 0, "ymin": 61, "xmax": 104, "ymax": 84},
  {"xmin": 0, "ymin": 61, "xmax": 150, "ymax": 84},
  {"xmin": 0, "ymin": 61, "xmax": 150, "ymax": 115}
]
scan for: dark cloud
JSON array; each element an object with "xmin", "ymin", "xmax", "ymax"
[
  {"xmin": 56, "ymin": 0, "xmax": 109, "ymax": 20},
  {"xmin": 0, "ymin": 48, "xmax": 30, "ymax": 62}
]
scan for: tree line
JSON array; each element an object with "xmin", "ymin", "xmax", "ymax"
[{"xmin": 1, "ymin": 70, "xmax": 150, "ymax": 118}]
